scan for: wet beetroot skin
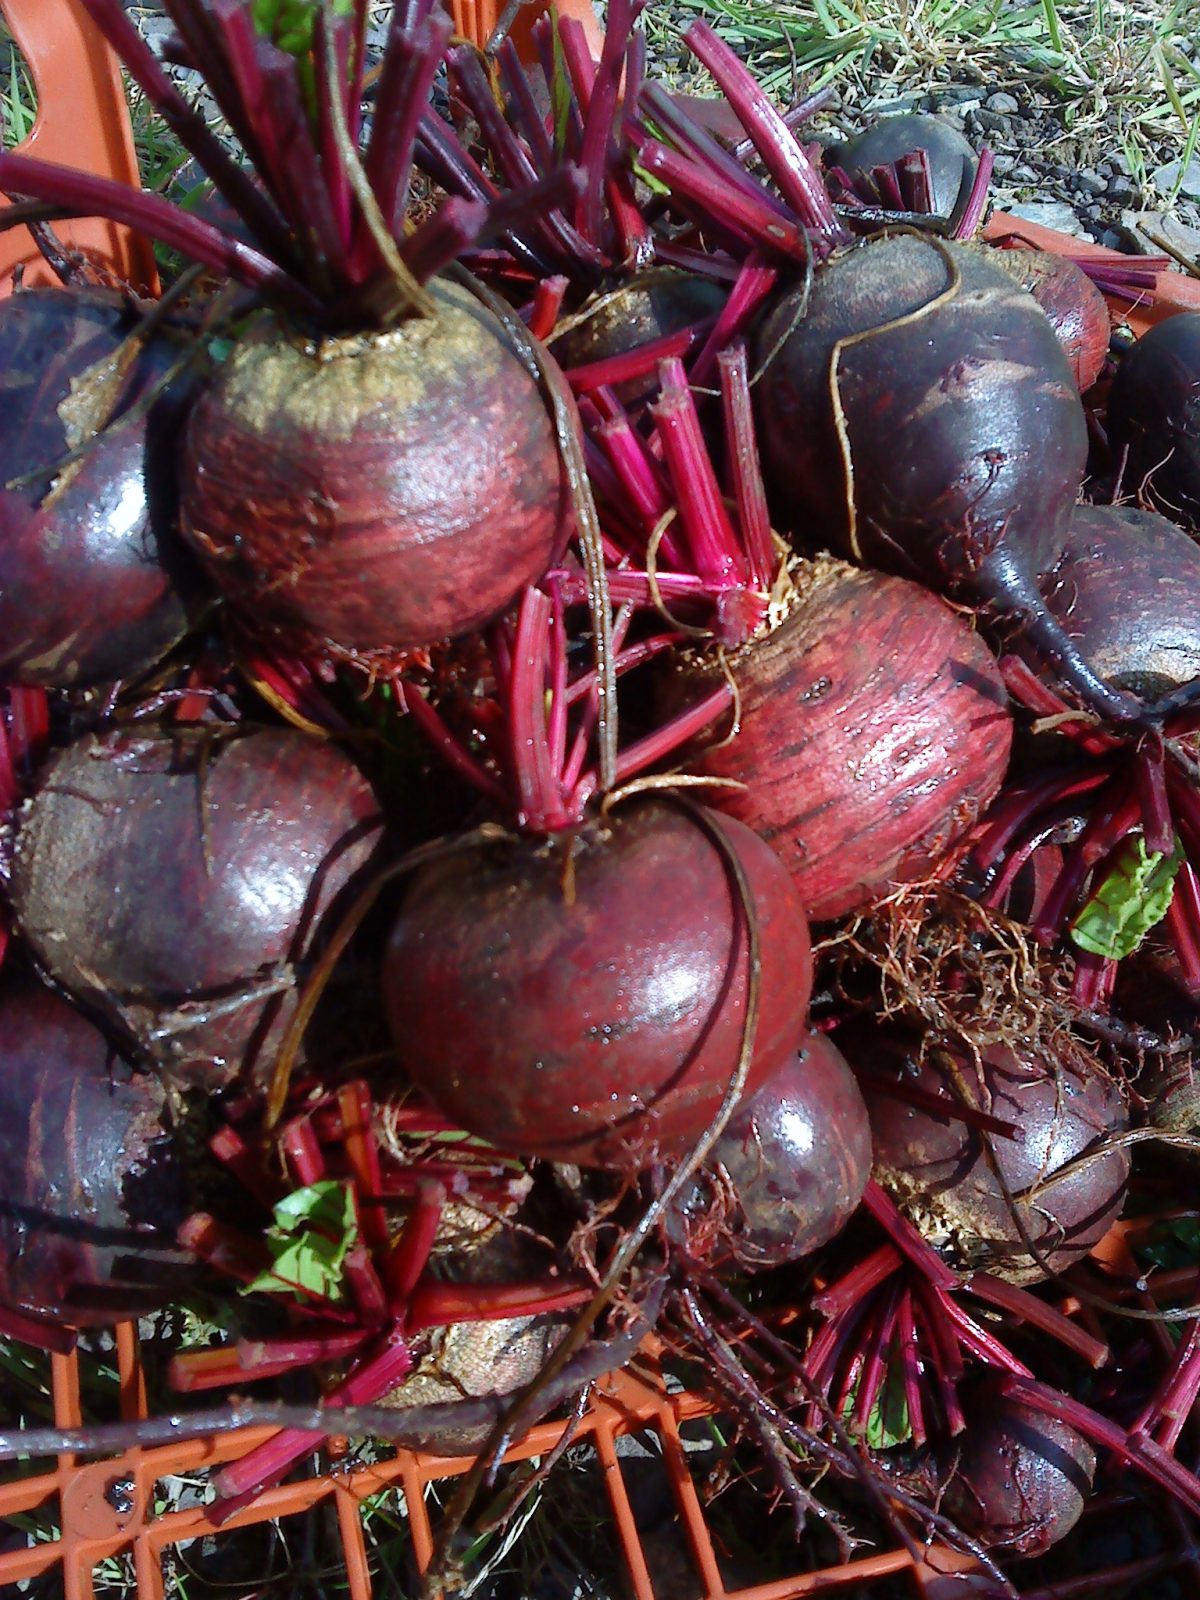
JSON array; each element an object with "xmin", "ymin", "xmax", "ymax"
[{"xmin": 383, "ymin": 797, "xmax": 813, "ymax": 1168}]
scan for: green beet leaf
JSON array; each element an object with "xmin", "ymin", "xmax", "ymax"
[
  {"xmin": 243, "ymin": 1179, "xmax": 359, "ymax": 1301},
  {"xmin": 1070, "ymin": 834, "xmax": 1184, "ymax": 962}
]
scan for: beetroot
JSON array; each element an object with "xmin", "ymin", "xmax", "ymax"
[
  {"xmin": 182, "ymin": 278, "xmax": 565, "ymax": 662},
  {"xmin": 843, "ymin": 1029, "xmax": 1129, "ymax": 1283},
  {"xmin": 383, "ymin": 796, "xmax": 812, "ymax": 1168},
  {"xmin": 1107, "ymin": 310, "xmax": 1200, "ymax": 526},
  {"xmin": 673, "ymin": 1031, "xmax": 871, "ymax": 1270},
  {"xmin": 12, "ymin": 727, "xmax": 384, "ymax": 1087},
  {"xmin": 943, "ymin": 1384, "xmax": 1096, "ymax": 1557},
  {"xmin": 825, "ymin": 113, "xmax": 978, "ymax": 219},
  {"xmin": 987, "ymin": 245, "xmax": 1111, "ymax": 392},
  {"xmin": 753, "ymin": 234, "xmax": 1145, "ymax": 725},
  {"xmin": 0, "ymin": 287, "xmax": 195, "ymax": 688},
  {"xmin": 1039, "ymin": 503, "xmax": 1200, "ymax": 698},
  {"xmin": 672, "ymin": 558, "xmax": 1012, "ymax": 919},
  {"xmin": 0, "ymin": 978, "xmax": 192, "ymax": 1327}
]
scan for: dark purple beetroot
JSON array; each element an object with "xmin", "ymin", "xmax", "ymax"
[
  {"xmin": 0, "ymin": 287, "xmax": 196, "ymax": 688},
  {"xmin": 383, "ymin": 797, "xmax": 812, "ymax": 1169},
  {"xmin": 987, "ymin": 246, "xmax": 1110, "ymax": 393},
  {"xmin": 673, "ymin": 559, "xmax": 1013, "ymax": 919},
  {"xmin": 11, "ymin": 727, "xmax": 383, "ymax": 1088},
  {"xmin": 825, "ymin": 113, "xmax": 978, "ymax": 218},
  {"xmin": 1107, "ymin": 311, "xmax": 1200, "ymax": 527},
  {"xmin": 550, "ymin": 269, "xmax": 728, "ymax": 402},
  {"xmin": 182, "ymin": 277, "xmax": 565, "ymax": 662},
  {"xmin": 752, "ymin": 235, "xmax": 1144, "ymax": 724},
  {"xmin": 942, "ymin": 1384, "xmax": 1096, "ymax": 1557},
  {"xmin": 0, "ymin": 978, "xmax": 192, "ymax": 1326},
  {"xmin": 1039, "ymin": 503, "xmax": 1200, "ymax": 699},
  {"xmin": 755, "ymin": 234, "xmax": 1085, "ymax": 595},
  {"xmin": 673, "ymin": 1031, "xmax": 872, "ymax": 1270},
  {"xmin": 842, "ymin": 1029, "xmax": 1129, "ymax": 1283}
]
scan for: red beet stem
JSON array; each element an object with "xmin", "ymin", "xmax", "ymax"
[
  {"xmin": 896, "ymin": 1289, "xmax": 926, "ymax": 1445},
  {"xmin": 718, "ymin": 341, "xmax": 776, "ymax": 590},
  {"xmin": 653, "ymin": 358, "xmax": 749, "ymax": 588},
  {"xmin": 0, "ymin": 1304, "xmax": 76, "ymax": 1355},
  {"xmin": 1164, "ymin": 859, "xmax": 1200, "ymax": 996},
  {"xmin": 170, "ymin": 1329, "xmax": 368, "ymax": 1391},
  {"xmin": 951, "ymin": 145, "xmax": 994, "ymax": 239},
  {"xmin": 1033, "ymin": 787, "xmax": 1141, "ymax": 944},
  {"xmin": 862, "ymin": 1181, "xmax": 959, "ymax": 1292},
  {"xmin": 855, "ymin": 1069, "xmax": 1020, "ymax": 1141},
  {"xmin": 692, "ymin": 256, "xmax": 779, "ymax": 387},
  {"xmin": 682, "ymin": 21, "xmax": 843, "ymax": 243},
  {"xmin": 0, "ymin": 153, "xmax": 318, "ymax": 309},
  {"xmin": 614, "ymin": 682, "xmax": 735, "ymax": 782},
  {"xmin": 636, "ymin": 81, "xmax": 795, "ymax": 220},
  {"xmin": 209, "ymin": 1125, "xmax": 285, "ymax": 1212},
  {"xmin": 406, "ymin": 1276, "xmax": 592, "ymax": 1331},
  {"xmin": 852, "ymin": 1281, "xmax": 902, "ymax": 1435},
  {"xmin": 361, "ymin": 10, "xmax": 451, "ymax": 246},
  {"xmin": 966, "ymin": 1273, "xmax": 1109, "ymax": 1368},
  {"xmin": 634, "ymin": 138, "xmax": 810, "ymax": 260},
  {"xmin": 575, "ymin": 0, "xmax": 639, "ymax": 245},
  {"xmin": 936, "ymin": 1290, "xmax": 1031, "ymax": 1376},
  {"xmin": 1002, "ymin": 1374, "xmax": 1200, "ymax": 1518},
  {"xmin": 1135, "ymin": 742, "xmax": 1175, "ymax": 856},
  {"xmin": 282, "ymin": 1119, "xmax": 328, "ymax": 1188},
  {"xmin": 397, "ymin": 682, "xmax": 509, "ymax": 808},
  {"xmin": 212, "ymin": 1332, "xmax": 414, "ymax": 1515},
  {"xmin": 338, "ymin": 1082, "xmax": 390, "ymax": 1254},
  {"xmin": 526, "ymin": 274, "xmax": 570, "ymax": 341},
  {"xmin": 387, "ymin": 1180, "xmax": 445, "ymax": 1311},
  {"xmin": 912, "ymin": 1282, "xmax": 967, "ymax": 1432},
  {"xmin": 564, "ymin": 324, "xmax": 707, "ymax": 393},
  {"xmin": 812, "ymin": 1243, "xmax": 902, "ymax": 1318}
]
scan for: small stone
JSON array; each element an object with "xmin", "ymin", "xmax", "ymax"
[
  {"xmin": 991, "ymin": 153, "xmax": 1017, "ymax": 176},
  {"xmin": 1002, "ymin": 201, "xmax": 1086, "ymax": 237},
  {"xmin": 1107, "ymin": 176, "xmax": 1137, "ymax": 205},
  {"xmin": 985, "ymin": 92, "xmax": 1020, "ymax": 115},
  {"xmin": 975, "ymin": 110, "xmax": 1012, "ymax": 135},
  {"xmin": 1075, "ymin": 168, "xmax": 1107, "ymax": 198},
  {"xmin": 1120, "ymin": 208, "xmax": 1200, "ymax": 260},
  {"xmin": 1152, "ymin": 158, "xmax": 1200, "ymax": 199},
  {"xmin": 1011, "ymin": 164, "xmax": 1039, "ymax": 184}
]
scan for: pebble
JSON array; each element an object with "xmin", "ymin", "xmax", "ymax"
[
  {"xmin": 1152, "ymin": 158, "xmax": 1200, "ymax": 199},
  {"xmin": 991, "ymin": 153, "xmax": 1017, "ymax": 176},
  {"xmin": 1002, "ymin": 201, "xmax": 1086, "ymax": 236},
  {"xmin": 1106, "ymin": 176, "xmax": 1137, "ymax": 205},
  {"xmin": 975, "ymin": 109, "xmax": 1013, "ymax": 135},
  {"xmin": 1074, "ymin": 168, "xmax": 1107, "ymax": 198},
  {"xmin": 985, "ymin": 92, "xmax": 1020, "ymax": 115},
  {"xmin": 1120, "ymin": 209, "xmax": 1200, "ymax": 260}
]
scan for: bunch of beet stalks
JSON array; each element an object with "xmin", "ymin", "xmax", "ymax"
[{"xmin": 4, "ymin": 1, "xmax": 1200, "ymax": 1590}]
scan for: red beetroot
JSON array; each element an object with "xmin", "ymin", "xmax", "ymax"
[
  {"xmin": 11, "ymin": 727, "xmax": 384, "ymax": 1088},
  {"xmin": 842, "ymin": 1029, "xmax": 1129, "ymax": 1283},
  {"xmin": 673, "ymin": 558, "xmax": 1013, "ymax": 919},
  {"xmin": 943, "ymin": 1384, "xmax": 1096, "ymax": 1557},
  {"xmin": 383, "ymin": 796, "xmax": 812, "ymax": 1168},
  {"xmin": 182, "ymin": 278, "xmax": 566, "ymax": 662},
  {"xmin": 673, "ymin": 1031, "xmax": 872, "ymax": 1270},
  {"xmin": 987, "ymin": 245, "xmax": 1111, "ymax": 393},
  {"xmin": 0, "ymin": 978, "xmax": 192, "ymax": 1329},
  {"xmin": 1106, "ymin": 310, "xmax": 1200, "ymax": 527}
]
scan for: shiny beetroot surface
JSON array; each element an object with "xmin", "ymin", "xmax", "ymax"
[
  {"xmin": 0, "ymin": 979, "xmax": 191, "ymax": 1325},
  {"xmin": 675, "ymin": 1031, "xmax": 872, "ymax": 1270},
  {"xmin": 182, "ymin": 278, "xmax": 565, "ymax": 660},
  {"xmin": 1039, "ymin": 502, "xmax": 1200, "ymax": 697},
  {"xmin": 12, "ymin": 727, "xmax": 383, "ymax": 1088},
  {"xmin": 943, "ymin": 1386, "xmax": 1096, "ymax": 1557},
  {"xmin": 1106, "ymin": 310, "xmax": 1200, "ymax": 526},
  {"xmin": 755, "ymin": 235, "xmax": 1086, "ymax": 596},
  {"xmin": 0, "ymin": 287, "xmax": 194, "ymax": 688},
  {"xmin": 678, "ymin": 560, "xmax": 1012, "ymax": 919},
  {"xmin": 843, "ymin": 1030, "xmax": 1129, "ymax": 1283},
  {"xmin": 383, "ymin": 797, "xmax": 812, "ymax": 1168}
]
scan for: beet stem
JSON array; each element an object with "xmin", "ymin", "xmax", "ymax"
[{"xmin": 682, "ymin": 21, "xmax": 843, "ymax": 242}]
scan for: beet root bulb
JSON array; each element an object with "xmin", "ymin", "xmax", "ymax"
[
  {"xmin": 383, "ymin": 797, "xmax": 812, "ymax": 1168},
  {"xmin": 182, "ymin": 278, "xmax": 565, "ymax": 661}
]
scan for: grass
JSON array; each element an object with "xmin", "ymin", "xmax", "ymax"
[{"xmin": 641, "ymin": 0, "xmax": 1200, "ymax": 199}]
